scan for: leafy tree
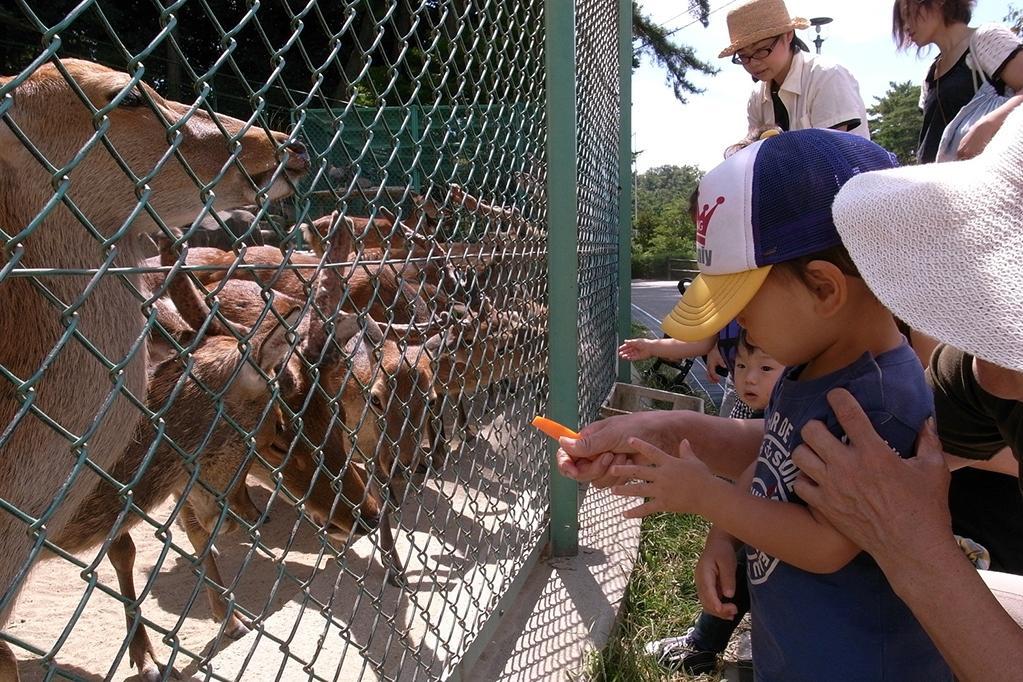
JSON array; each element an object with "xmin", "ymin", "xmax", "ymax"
[
  {"xmin": 633, "ymin": 1, "xmax": 718, "ymax": 104},
  {"xmin": 868, "ymin": 81, "xmax": 923, "ymax": 165},
  {"xmin": 1005, "ymin": 5, "xmax": 1023, "ymax": 33},
  {"xmin": 632, "ymin": 164, "xmax": 702, "ymax": 276}
]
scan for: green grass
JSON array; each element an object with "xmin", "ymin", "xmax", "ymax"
[{"xmin": 590, "ymin": 512, "xmax": 718, "ymax": 681}]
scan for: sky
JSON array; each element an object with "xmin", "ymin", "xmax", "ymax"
[{"xmin": 632, "ymin": 0, "xmax": 1015, "ymax": 172}]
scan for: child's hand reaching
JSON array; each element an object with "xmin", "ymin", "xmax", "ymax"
[
  {"xmin": 617, "ymin": 338, "xmax": 653, "ymax": 361},
  {"xmin": 696, "ymin": 529, "xmax": 740, "ymax": 619},
  {"xmin": 609, "ymin": 437, "xmax": 715, "ymax": 518}
]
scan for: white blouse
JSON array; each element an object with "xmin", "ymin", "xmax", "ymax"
[{"xmin": 746, "ymin": 50, "xmax": 870, "ymax": 139}]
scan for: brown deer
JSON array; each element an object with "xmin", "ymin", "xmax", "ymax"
[
  {"xmin": 169, "ymin": 232, "xmax": 440, "ymax": 493},
  {"xmin": 53, "ymin": 297, "xmax": 303, "ymax": 679},
  {"xmin": 0, "ymin": 58, "xmax": 307, "ymax": 680}
]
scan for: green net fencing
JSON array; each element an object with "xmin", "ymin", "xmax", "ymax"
[
  {"xmin": 0, "ymin": 0, "xmax": 624, "ymax": 679},
  {"xmin": 575, "ymin": 0, "xmax": 621, "ymax": 425}
]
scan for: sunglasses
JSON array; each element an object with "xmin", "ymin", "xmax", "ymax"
[{"xmin": 731, "ymin": 35, "xmax": 782, "ymax": 65}]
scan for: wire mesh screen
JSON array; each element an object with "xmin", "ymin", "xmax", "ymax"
[
  {"xmin": 575, "ymin": 0, "xmax": 622, "ymax": 425},
  {"xmin": 0, "ymin": 0, "xmax": 628, "ymax": 677}
]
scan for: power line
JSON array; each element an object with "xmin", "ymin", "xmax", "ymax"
[{"xmin": 636, "ymin": 0, "xmax": 744, "ymax": 50}]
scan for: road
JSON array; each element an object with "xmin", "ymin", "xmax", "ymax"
[{"xmin": 629, "ymin": 279, "xmax": 725, "ymax": 409}]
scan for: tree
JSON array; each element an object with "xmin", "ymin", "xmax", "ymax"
[
  {"xmin": 633, "ymin": 1, "xmax": 718, "ymax": 104},
  {"xmin": 1005, "ymin": 5, "xmax": 1022, "ymax": 33},
  {"xmin": 631, "ymin": 164, "xmax": 702, "ymax": 276},
  {"xmin": 868, "ymin": 81, "xmax": 923, "ymax": 165}
]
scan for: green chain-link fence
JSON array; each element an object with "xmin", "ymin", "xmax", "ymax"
[{"xmin": 0, "ymin": 0, "xmax": 627, "ymax": 679}]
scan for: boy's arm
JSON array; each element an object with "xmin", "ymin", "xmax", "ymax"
[
  {"xmin": 613, "ymin": 441, "xmax": 860, "ymax": 574},
  {"xmin": 698, "ymin": 475, "xmax": 860, "ymax": 574}
]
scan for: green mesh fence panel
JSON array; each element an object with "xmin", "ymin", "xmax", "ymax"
[
  {"xmin": 0, "ymin": 0, "xmax": 621, "ymax": 679},
  {"xmin": 575, "ymin": 0, "xmax": 621, "ymax": 425}
]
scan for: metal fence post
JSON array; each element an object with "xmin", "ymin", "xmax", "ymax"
[
  {"xmin": 617, "ymin": 0, "xmax": 633, "ymax": 384},
  {"xmin": 545, "ymin": 0, "xmax": 580, "ymax": 557}
]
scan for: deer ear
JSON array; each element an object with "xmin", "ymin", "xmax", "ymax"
[{"xmin": 258, "ymin": 307, "xmax": 302, "ymax": 373}]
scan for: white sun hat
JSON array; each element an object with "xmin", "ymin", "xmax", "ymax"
[{"xmin": 832, "ymin": 106, "xmax": 1023, "ymax": 371}]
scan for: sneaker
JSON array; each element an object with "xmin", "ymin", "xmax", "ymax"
[{"xmin": 643, "ymin": 627, "xmax": 719, "ymax": 675}]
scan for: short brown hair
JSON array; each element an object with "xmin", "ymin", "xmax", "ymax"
[
  {"xmin": 773, "ymin": 244, "xmax": 861, "ymax": 287},
  {"xmin": 892, "ymin": 0, "xmax": 974, "ymax": 49}
]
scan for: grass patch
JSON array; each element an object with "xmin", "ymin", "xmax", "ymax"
[{"xmin": 590, "ymin": 511, "xmax": 718, "ymax": 681}]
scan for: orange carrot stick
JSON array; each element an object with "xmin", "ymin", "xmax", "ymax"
[{"xmin": 531, "ymin": 416, "xmax": 579, "ymax": 441}]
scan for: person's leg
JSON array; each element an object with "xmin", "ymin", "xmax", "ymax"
[
  {"xmin": 647, "ymin": 552, "xmax": 750, "ymax": 674},
  {"xmin": 980, "ymin": 569, "xmax": 1023, "ymax": 626}
]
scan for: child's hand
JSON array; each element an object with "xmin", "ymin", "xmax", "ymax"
[
  {"xmin": 696, "ymin": 530, "xmax": 740, "ymax": 619},
  {"xmin": 609, "ymin": 437, "xmax": 713, "ymax": 518},
  {"xmin": 617, "ymin": 338, "xmax": 652, "ymax": 361}
]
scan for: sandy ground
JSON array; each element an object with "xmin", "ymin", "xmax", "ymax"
[{"xmin": 5, "ymin": 395, "xmax": 548, "ymax": 681}]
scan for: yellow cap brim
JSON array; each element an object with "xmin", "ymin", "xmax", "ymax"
[{"xmin": 661, "ymin": 266, "xmax": 772, "ymax": 341}]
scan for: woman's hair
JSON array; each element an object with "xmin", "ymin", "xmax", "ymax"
[
  {"xmin": 688, "ymin": 187, "xmax": 700, "ymax": 223},
  {"xmin": 892, "ymin": 0, "xmax": 974, "ymax": 49},
  {"xmin": 773, "ymin": 243, "xmax": 861, "ymax": 287}
]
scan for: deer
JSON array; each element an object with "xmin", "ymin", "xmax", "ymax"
[
  {"xmin": 146, "ymin": 230, "xmax": 420, "ymax": 572},
  {"xmin": 52, "ymin": 292, "xmax": 304, "ymax": 680},
  {"xmin": 0, "ymin": 58, "xmax": 308, "ymax": 681}
]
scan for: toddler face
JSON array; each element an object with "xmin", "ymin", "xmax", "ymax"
[
  {"xmin": 736, "ymin": 268, "xmax": 820, "ymax": 366},
  {"xmin": 734, "ymin": 346, "xmax": 784, "ymax": 411}
]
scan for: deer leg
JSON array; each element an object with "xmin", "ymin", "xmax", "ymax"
[
  {"xmin": 227, "ymin": 482, "xmax": 264, "ymax": 528},
  {"xmin": 0, "ymin": 640, "xmax": 18, "ymax": 682},
  {"xmin": 457, "ymin": 393, "xmax": 478, "ymax": 441},
  {"xmin": 107, "ymin": 533, "xmax": 175, "ymax": 682},
  {"xmin": 179, "ymin": 505, "xmax": 251, "ymax": 639},
  {"xmin": 377, "ymin": 514, "xmax": 407, "ymax": 589},
  {"xmin": 427, "ymin": 397, "xmax": 448, "ymax": 471}
]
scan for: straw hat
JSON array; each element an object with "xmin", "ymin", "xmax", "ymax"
[
  {"xmin": 719, "ymin": 0, "xmax": 810, "ymax": 58},
  {"xmin": 832, "ymin": 107, "xmax": 1023, "ymax": 371}
]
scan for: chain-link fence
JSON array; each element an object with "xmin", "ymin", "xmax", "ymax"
[{"xmin": 0, "ymin": 0, "xmax": 626, "ymax": 679}]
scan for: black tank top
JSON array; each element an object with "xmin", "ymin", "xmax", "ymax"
[{"xmin": 917, "ymin": 51, "xmax": 978, "ymax": 164}]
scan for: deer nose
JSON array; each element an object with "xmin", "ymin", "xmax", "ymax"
[
  {"xmin": 282, "ymin": 140, "xmax": 309, "ymax": 171},
  {"xmin": 356, "ymin": 510, "xmax": 383, "ymax": 535}
]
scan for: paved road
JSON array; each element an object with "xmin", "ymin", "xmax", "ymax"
[{"xmin": 629, "ymin": 279, "xmax": 725, "ymax": 409}]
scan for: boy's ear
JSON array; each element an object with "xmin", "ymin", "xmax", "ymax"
[{"xmin": 802, "ymin": 260, "xmax": 847, "ymax": 318}]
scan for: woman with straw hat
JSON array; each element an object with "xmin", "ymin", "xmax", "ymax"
[{"xmin": 721, "ymin": 0, "xmax": 870, "ymax": 139}]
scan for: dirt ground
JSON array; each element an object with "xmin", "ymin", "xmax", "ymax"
[{"xmin": 5, "ymin": 402, "xmax": 546, "ymax": 681}]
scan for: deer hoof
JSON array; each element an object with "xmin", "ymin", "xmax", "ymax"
[
  {"xmin": 138, "ymin": 656, "xmax": 177, "ymax": 682},
  {"xmin": 224, "ymin": 614, "xmax": 253, "ymax": 640}
]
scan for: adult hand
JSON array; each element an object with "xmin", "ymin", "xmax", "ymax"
[
  {"xmin": 957, "ymin": 114, "xmax": 1002, "ymax": 160},
  {"xmin": 706, "ymin": 344, "xmax": 726, "ymax": 385},
  {"xmin": 618, "ymin": 338, "xmax": 653, "ymax": 361},
  {"xmin": 957, "ymin": 95, "xmax": 1023, "ymax": 160},
  {"xmin": 555, "ymin": 413, "xmax": 648, "ymax": 488},
  {"xmin": 792, "ymin": 388, "xmax": 952, "ymax": 561}
]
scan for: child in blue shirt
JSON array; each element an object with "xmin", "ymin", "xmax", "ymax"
[{"xmin": 611, "ymin": 129, "xmax": 952, "ymax": 680}]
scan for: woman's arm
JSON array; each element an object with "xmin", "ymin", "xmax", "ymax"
[
  {"xmin": 792, "ymin": 389, "xmax": 1023, "ymax": 682},
  {"xmin": 556, "ymin": 409, "xmax": 764, "ymax": 486},
  {"xmin": 945, "ymin": 446, "xmax": 1019, "ymax": 477}
]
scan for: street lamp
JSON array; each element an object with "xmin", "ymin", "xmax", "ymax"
[{"xmin": 809, "ymin": 16, "xmax": 833, "ymax": 54}]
